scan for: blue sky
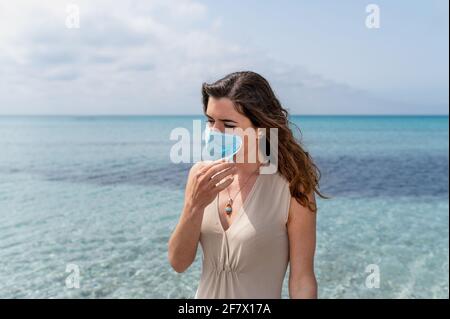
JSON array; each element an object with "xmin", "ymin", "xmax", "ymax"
[{"xmin": 0, "ymin": 0, "xmax": 448, "ymax": 115}]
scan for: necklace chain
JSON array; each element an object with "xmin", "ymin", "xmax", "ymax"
[{"xmin": 225, "ymin": 165, "xmax": 260, "ymax": 211}]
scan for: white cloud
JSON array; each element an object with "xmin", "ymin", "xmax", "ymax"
[
  {"xmin": 0, "ymin": 0, "xmax": 436, "ymax": 115},
  {"xmin": 0, "ymin": 0, "xmax": 242, "ymax": 114}
]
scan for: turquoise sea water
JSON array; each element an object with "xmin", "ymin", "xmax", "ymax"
[{"xmin": 0, "ymin": 115, "xmax": 448, "ymax": 298}]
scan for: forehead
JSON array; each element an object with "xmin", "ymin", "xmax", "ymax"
[{"xmin": 205, "ymin": 97, "xmax": 237, "ymax": 117}]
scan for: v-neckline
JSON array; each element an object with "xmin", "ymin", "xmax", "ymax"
[{"xmin": 216, "ymin": 173, "xmax": 262, "ymax": 234}]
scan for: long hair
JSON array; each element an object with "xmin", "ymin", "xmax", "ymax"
[{"xmin": 201, "ymin": 71, "xmax": 328, "ymax": 213}]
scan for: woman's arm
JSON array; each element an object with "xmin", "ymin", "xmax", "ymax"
[
  {"xmin": 287, "ymin": 192, "xmax": 318, "ymax": 299},
  {"xmin": 167, "ymin": 196, "xmax": 204, "ymax": 273},
  {"xmin": 168, "ymin": 160, "xmax": 235, "ymax": 273}
]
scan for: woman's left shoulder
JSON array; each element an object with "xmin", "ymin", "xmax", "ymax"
[{"xmin": 262, "ymin": 171, "xmax": 291, "ymax": 199}]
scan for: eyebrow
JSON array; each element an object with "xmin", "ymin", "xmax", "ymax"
[{"xmin": 206, "ymin": 114, "xmax": 237, "ymax": 123}]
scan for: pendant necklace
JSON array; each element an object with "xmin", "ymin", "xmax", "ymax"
[{"xmin": 223, "ymin": 165, "xmax": 260, "ymax": 215}]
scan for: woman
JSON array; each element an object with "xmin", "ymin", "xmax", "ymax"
[{"xmin": 168, "ymin": 71, "xmax": 326, "ymax": 299}]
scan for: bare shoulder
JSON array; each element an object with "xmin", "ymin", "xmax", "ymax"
[{"xmin": 288, "ymin": 191, "xmax": 316, "ymax": 224}]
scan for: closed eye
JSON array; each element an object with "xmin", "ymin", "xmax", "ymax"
[{"xmin": 206, "ymin": 118, "xmax": 236, "ymax": 128}]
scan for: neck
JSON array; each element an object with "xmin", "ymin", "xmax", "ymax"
[{"xmin": 233, "ymin": 161, "xmax": 261, "ymax": 176}]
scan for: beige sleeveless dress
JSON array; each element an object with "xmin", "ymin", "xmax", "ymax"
[{"xmin": 194, "ymin": 171, "xmax": 292, "ymax": 299}]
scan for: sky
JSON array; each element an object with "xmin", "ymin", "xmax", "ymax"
[{"xmin": 0, "ymin": 0, "xmax": 448, "ymax": 115}]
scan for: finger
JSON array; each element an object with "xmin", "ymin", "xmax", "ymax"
[
  {"xmin": 209, "ymin": 165, "xmax": 237, "ymax": 186},
  {"xmin": 204, "ymin": 164, "xmax": 234, "ymax": 183},
  {"xmin": 196, "ymin": 164, "xmax": 210, "ymax": 176},
  {"xmin": 214, "ymin": 176, "xmax": 234, "ymax": 192},
  {"xmin": 197, "ymin": 160, "xmax": 225, "ymax": 176},
  {"xmin": 204, "ymin": 161, "xmax": 236, "ymax": 181},
  {"xmin": 197, "ymin": 159, "xmax": 227, "ymax": 176}
]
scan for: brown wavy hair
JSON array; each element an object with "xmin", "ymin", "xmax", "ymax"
[{"xmin": 201, "ymin": 71, "xmax": 328, "ymax": 213}]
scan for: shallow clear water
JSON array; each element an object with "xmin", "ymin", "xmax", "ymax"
[{"xmin": 0, "ymin": 115, "xmax": 448, "ymax": 298}]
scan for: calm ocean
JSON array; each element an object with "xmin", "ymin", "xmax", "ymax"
[{"xmin": 0, "ymin": 115, "xmax": 448, "ymax": 298}]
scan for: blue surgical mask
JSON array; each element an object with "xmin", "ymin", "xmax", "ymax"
[{"xmin": 203, "ymin": 125, "xmax": 243, "ymax": 161}]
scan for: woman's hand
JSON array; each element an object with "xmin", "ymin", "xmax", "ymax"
[
  {"xmin": 184, "ymin": 159, "xmax": 236, "ymax": 213},
  {"xmin": 168, "ymin": 159, "xmax": 236, "ymax": 273}
]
